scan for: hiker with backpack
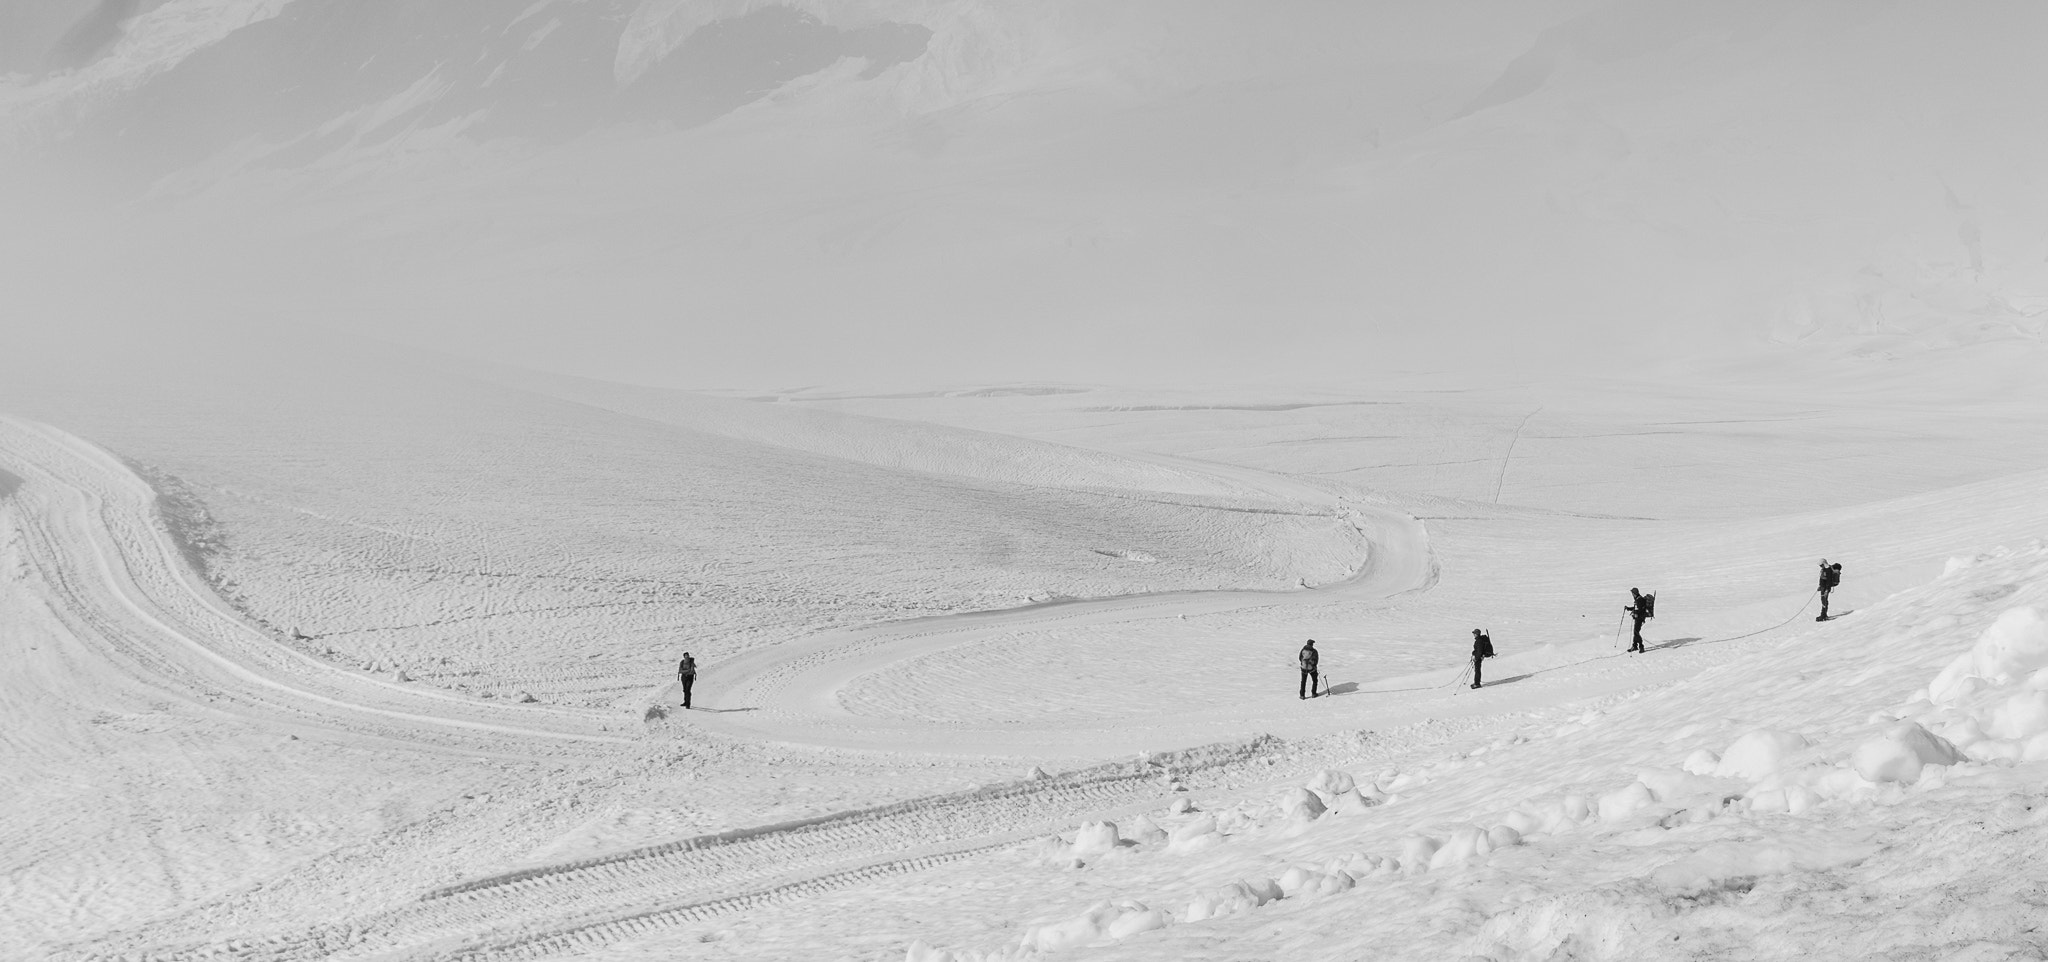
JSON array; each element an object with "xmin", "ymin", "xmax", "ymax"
[
  {"xmin": 1298, "ymin": 639, "xmax": 1320, "ymax": 699},
  {"xmin": 1817, "ymin": 560, "xmax": 1843, "ymax": 621},
  {"xmin": 1470, "ymin": 629, "xmax": 1495, "ymax": 689},
  {"xmin": 677, "ymin": 652, "xmax": 698, "ymax": 709},
  {"xmin": 1625, "ymin": 588, "xmax": 1655, "ymax": 653}
]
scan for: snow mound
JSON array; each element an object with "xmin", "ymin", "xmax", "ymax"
[
  {"xmin": 1019, "ymin": 899, "xmax": 1166, "ymax": 950},
  {"xmin": 1123, "ymin": 814, "xmax": 1166, "ymax": 845},
  {"xmin": 1305, "ymin": 769, "xmax": 1355, "ymax": 797},
  {"xmin": 1167, "ymin": 813, "xmax": 1221, "ymax": 854},
  {"xmin": 1850, "ymin": 722, "xmax": 1965, "ymax": 784},
  {"xmin": 1276, "ymin": 786, "xmax": 1326, "ymax": 821},
  {"xmin": 1069, "ymin": 821, "xmax": 1119, "ymax": 857},
  {"xmin": 1596, "ymin": 782, "xmax": 1658, "ymax": 821},
  {"xmin": 1928, "ymin": 607, "xmax": 2048, "ymax": 705},
  {"xmin": 1325, "ymin": 788, "xmax": 1381, "ymax": 815},
  {"xmin": 1712, "ymin": 729, "xmax": 1812, "ymax": 780}
]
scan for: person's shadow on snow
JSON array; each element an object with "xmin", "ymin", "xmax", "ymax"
[
  {"xmin": 1652, "ymin": 637, "xmax": 1705, "ymax": 651},
  {"xmin": 691, "ymin": 706, "xmax": 759, "ymax": 714},
  {"xmin": 1324, "ymin": 681, "xmax": 1361, "ymax": 696}
]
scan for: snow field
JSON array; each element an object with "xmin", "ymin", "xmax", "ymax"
[
  {"xmin": 887, "ymin": 542, "xmax": 2048, "ymax": 961},
  {"xmin": 11, "ymin": 369, "xmax": 2048, "ymax": 960},
  {"xmin": 0, "ymin": 351, "xmax": 1370, "ymax": 712},
  {"xmin": 794, "ymin": 357, "xmax": 2048, "ymax": 523}
]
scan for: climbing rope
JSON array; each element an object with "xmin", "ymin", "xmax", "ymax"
[
  {"xmin": 1312, "ymin": 591, "xmax": 1825, "ymax": 699},
  {"xmin": 1682, "ymin": 590, "xmax": 1819, "ymax": 648}
]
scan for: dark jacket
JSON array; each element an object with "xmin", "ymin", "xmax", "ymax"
[
  {"xmin": 678, "ymin": 657, "xmax": 697, "ymax": 680},
  {"xmin": 1472, "ymin": 632, "xmax": 1494, "ymax": 659},
  {"xmin": 1299, "ymin": 645, "xmax": 1319, "ymax": 671}
]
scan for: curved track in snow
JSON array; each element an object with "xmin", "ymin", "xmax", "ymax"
[
  {"xmin": 0, "ymin": 417, "xmax": 632, "ymax": 753},
  {"xmin": 690, "ymin": 459, "xmax": 1437, "ymax": 754}
]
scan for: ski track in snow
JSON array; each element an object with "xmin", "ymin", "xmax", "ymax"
[
  {"xmin": 692, "ymin": 498, "xmax": 1430, "ymax": 751},
  {"xmin": 0, "ymin": 417, "xmax": 630, "ymax": 752}
]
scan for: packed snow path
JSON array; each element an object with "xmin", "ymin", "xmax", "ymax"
[
  {"xmin": 665, "ymin": 427, "xmax": 1435, "ymax": 753},
  {"xmin": 692, "ymin": 497, "xmax": 1433, "ymax": 754},
  {"xmin": 0, "ymin": 417, "xmax": 631, "ymax": 752}
]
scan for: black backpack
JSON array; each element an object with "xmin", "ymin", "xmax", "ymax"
[
  {"xmin": 1634, "ymin": 592, "xmax": 1655, "ymax": 619},
  {"xmin": 1475, "ymin": 631, "xmax": 1495, "ymax": 658},
  {"xmin": 1821, "ymin": 564, "xmax": 1842, "ymax": 589}
]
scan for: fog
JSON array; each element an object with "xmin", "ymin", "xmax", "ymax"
[{"xmin": 4, "ymin": 0, "xmax": 2046, "ymax": 391}]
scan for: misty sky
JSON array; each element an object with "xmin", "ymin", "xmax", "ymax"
[{"xmin": 3, "ymin": 0, "xmax": 2045, "ymax": 390}]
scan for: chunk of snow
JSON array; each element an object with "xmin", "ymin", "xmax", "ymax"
[
  {"xmin": 1213, "ymin": 807, "xmax": 1257, "ymax": 835},
  {"xmin": 1499, "ymin": 808, "xmax": 1545, "ymax": 836},
  {"xmin": 1168, "ymin": 814, "xmax": 1221, "ymax": 853},
  {"xmin": 1186, "ymin": 883, "xmax": 1259, "ymax": 922},
  {"xmin": 1019, "ymin": 899, "xmax": 1162, "ymax": 950},
  {"xmin": 1103, "ymin": 902, "xmax": 1168, "ymax": 939},
  {"xmin": 904, "ymin": 940, "xmax": 950, "ymax": 962},
  {"xmin": 1279, "ymin": 867, "xmax": 1353, "ymax": 897},
  {"xmin": 1429, "ymin": 827, "xmax": 1495, "ymax": 868},
  {"xmin": 1124, "ymin": 814, "xmax": 1167, "ymax": 844},
  {"xmin": 1938, "ymin": 716, "xmax": 1990, "ymax": 749},
  {"xmin": 1071, "ymin": 821, "xmax": 1119, "ymax": 856},
  {"xmin": 1326, "ymin": 788, "xmax": 1380, "ymax": 815},
  {"xmin": 1276, "ymin": 865, "xmax": 1320, "ymax": 895},
  {"xmin": 1851, "ymin": 721, "xmax": 1966, "ymax": 783},
  {"xmin": 1744, "ymin": 786, "xmax": 1818, "ymax": 814},
  {"xmin": 1713, "ymin": 729, "xmax": 1812, "ymax": 780},
  {"xmin": 1397, "ymin": 835, "xmax": 1440, "ymax": 869},
  {"xmin": 1988, "ymin": 691, "xmax": 2048, "ymax": 739},
  {"xmin": 1277, "ymin": 786, "xmax": 1325, "ymax": 821},
  {"xmin": 1307, "ymin": 871, "xmax": 1356, "ymax": 896},
  {"xmin": 1681, "ymin": 749, "xmax": 1720, "ymax": 775},
  {"xmin": 1597, "ymin": 781, "xmax": 1658, "ymax": 820},
  {"xmin": 1021, "ymin": 901, "xmax": 1122, "ymax": 951},
  {"xmin": 1929, "ymin": 607, "xmax": 2048, "ymax": 705},
  {"xmin": 1305, "ymin": 769, "xmax": 1355, "ymax": 797},
  {"xmin": 1638, "ymin": 767, "xmax": 1738, "ymax": 804}
]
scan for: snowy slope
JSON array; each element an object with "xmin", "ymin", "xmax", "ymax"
[
  {"xmin": 7, "ymin": 355, "xmax": 2048, "ymax": 960},
  {"xmin": 0, "ymin": 342, "xmax": 1370, "ymax": 713},
  {"xmin": 865, "ymin": 542, "xmax": 2048, "ymax": 962}
]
